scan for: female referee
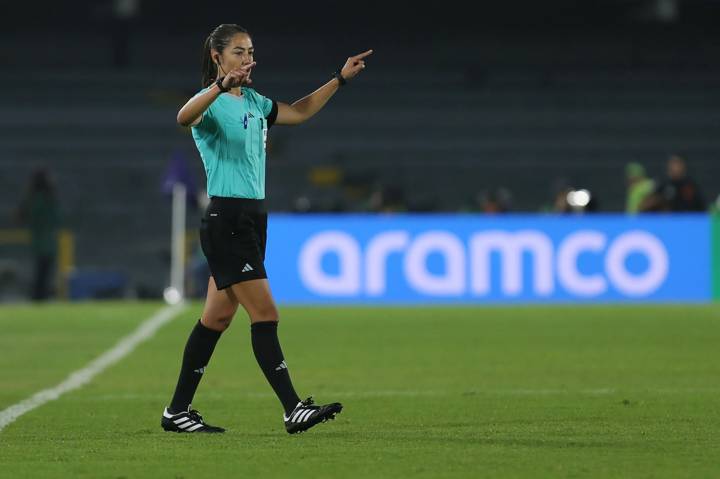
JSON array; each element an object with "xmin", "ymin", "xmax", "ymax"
[{"xmin": 161, "ymin": 24, "xmax": 371, "ymax": 434}]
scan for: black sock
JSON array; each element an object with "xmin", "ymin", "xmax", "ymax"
[
  {"xmin": 169, "ymin": 319, "xmax": 222, "ymax": 413},
  {"xmin": 251, "ymin": 321, "xmax": 301, "ymax": 415}
]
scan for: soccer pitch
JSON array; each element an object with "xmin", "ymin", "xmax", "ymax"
[{"xmin": 1, "ymin": 302, "xmax": 718, "ymax": 478}]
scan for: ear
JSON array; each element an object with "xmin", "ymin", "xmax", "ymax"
[{"xmin": 210, "ymin": 49, "xmax": 221, "ymax": 65}]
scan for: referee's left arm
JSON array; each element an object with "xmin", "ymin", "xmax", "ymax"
[{"xmin": 276, "ymin": 49, "xmax": 372, "ymax": 125}]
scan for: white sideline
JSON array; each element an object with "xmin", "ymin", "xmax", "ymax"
[{"xmin": 0, "ymin": 302, "xmax": 187, "ymax": 432}]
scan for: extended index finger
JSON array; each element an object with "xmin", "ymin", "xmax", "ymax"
[{"xmin": 353, "ymin": 49, "xmax": 373, "ymax": 60}]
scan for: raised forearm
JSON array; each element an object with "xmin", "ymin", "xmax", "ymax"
[
  {"xmin": 177, "ymin": 62, "xmax": 256, "ymax": 126},
  {"xmin": 290, "ymin": 79, "xmax": 341, "ymax": 122},
  {"xmin": 276, "ymin": 50, "xmax": 372, "ymax": 126},
  {"xmin": 177, "ymin": 84, "xmax": 222, "ymax": 126}
]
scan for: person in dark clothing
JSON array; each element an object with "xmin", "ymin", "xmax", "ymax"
[
  {"xmin": 16, "ymin": 168, "xmax": 60, "ymax": 301},
  {"xmin": 640, "ymin": 155, "xmax": 706, "ymax": 212}
]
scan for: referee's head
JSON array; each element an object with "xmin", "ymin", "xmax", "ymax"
[{"xmin": 201, "ymin": 24, "xmax": 254, "ymax": 87}]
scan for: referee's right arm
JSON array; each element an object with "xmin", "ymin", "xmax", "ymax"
[
  {"xmin": 177, "ymin": 84, "xmax": 223, "ymax": 127},
  {"xmin": 177, "ymin": 62, "xmax": 255, "ymax": 127}
]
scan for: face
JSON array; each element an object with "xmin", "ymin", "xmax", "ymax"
[
  {"xmin": 667, "ymin": 156, "xmax": 686, "ymax": 180},
  {"xmin": 213, "ymin": 33, "xmax": 254, "ymax": 76}
]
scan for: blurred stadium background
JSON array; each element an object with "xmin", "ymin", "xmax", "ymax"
[
  {"xmin": 2, "ymin": 2, "xmax": 720, "ymax": 477},
  {"xmin": 2, "ymin": 0, "xmax": 719, "ymax": 300}
]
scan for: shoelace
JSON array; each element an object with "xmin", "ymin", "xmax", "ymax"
[
  {"xmin": 300, "ymin": 396, "xmax": 315, "ymax": 408},
  {"xmin": 187, "ymin": 410, "xmax": 204, "ymax": 424}
]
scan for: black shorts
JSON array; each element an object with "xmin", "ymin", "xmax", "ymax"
[{"xmin": 199, "ymin": 197, "xmax": 268, "ymax": 290}]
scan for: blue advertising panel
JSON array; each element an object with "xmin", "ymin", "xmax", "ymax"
[{"xmin": 265, "ymin": 214, "xmax": 710, "ymax": 304}]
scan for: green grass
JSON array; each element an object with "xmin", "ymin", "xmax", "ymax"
[{"xmin": 0, "ymin": 302, "xmax": 719, "ymax": 478}]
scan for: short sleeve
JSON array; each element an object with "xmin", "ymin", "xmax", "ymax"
[
  {"xmin": 256, "ymin": 91, "xmax": 274, "ymax": 118},
  {"xmin": 246, "ymin": 88, "xmax": 277, "ymax": 127},
  {"xmin": 190, "ymin": 87, "xmax": 215, "ymax": 129}
]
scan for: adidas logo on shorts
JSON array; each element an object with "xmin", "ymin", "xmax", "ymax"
[{"xmin": 242, "ymin": 263, "xmax": 254, "ymax": 273}]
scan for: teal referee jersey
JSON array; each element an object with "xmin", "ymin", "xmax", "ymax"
[{"xmin": 191, "ymin": 86, "xmax": 278, "ymax": 199}]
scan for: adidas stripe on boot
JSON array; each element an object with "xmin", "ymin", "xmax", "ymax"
[
  {"xmin": 161, "ymin": 406, "xmax": 225, "ymax": 433},
  {"xmin": 283, "ymin": 397, "xmax": 343, "ymax": 434}
]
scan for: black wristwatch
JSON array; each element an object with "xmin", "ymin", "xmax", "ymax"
[
  {"xmin": 332, "ymin": 70, "xmax": 347, "ymax": 86},
  {"xmin": 215, "ymin": 77, "xmax": 230, "ymax": 93}
]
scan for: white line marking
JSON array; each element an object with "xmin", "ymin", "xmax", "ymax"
[{"xmin": 0, "ymin": 302, "xmax": 187, "ymax": 433}]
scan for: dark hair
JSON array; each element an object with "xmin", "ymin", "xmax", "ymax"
[{"xmin": 201, "ymin": 24, "xmax": 251, "ymax": 88}]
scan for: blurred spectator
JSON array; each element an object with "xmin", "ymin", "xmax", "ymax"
[
  {"xmin": 162, "ymin": 149, "xmax": 199, "ymax": 210},
  {"xmin": 15, "ymin": 168, "xmax": 61, "ymax": 301},
  {"xmin": 539, "ymin": 178, "xmax": 571, "ymax": 213},
  {"xmin": 476, "ymin": 187, "xmax": 512, "ymax": 214},
  {"xmin": 552, "ymin": 187, "xmax": 573, "ymax": 213},
  {"xmin": 710, "ymin": 194, "xmax": 720, "ymax": 215},
  {"xmin": 367, "ymin": 184, "xmax": 407, "ymax": 213},
  {"xmin": 640, "ymin": 155, "xmax": 706, "ymax": 212},
  {"xmin": 625, "ymin": 162, "xmax": 655, "ymax": 214}
]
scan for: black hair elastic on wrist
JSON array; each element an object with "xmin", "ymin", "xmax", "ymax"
[
  {"xmin": 215, "ymin": 77, "xmax": 230, "ymax": 93},
  {"xmin": 332, "ymin": 70, "xmax": 347, "ymax": 86}
]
